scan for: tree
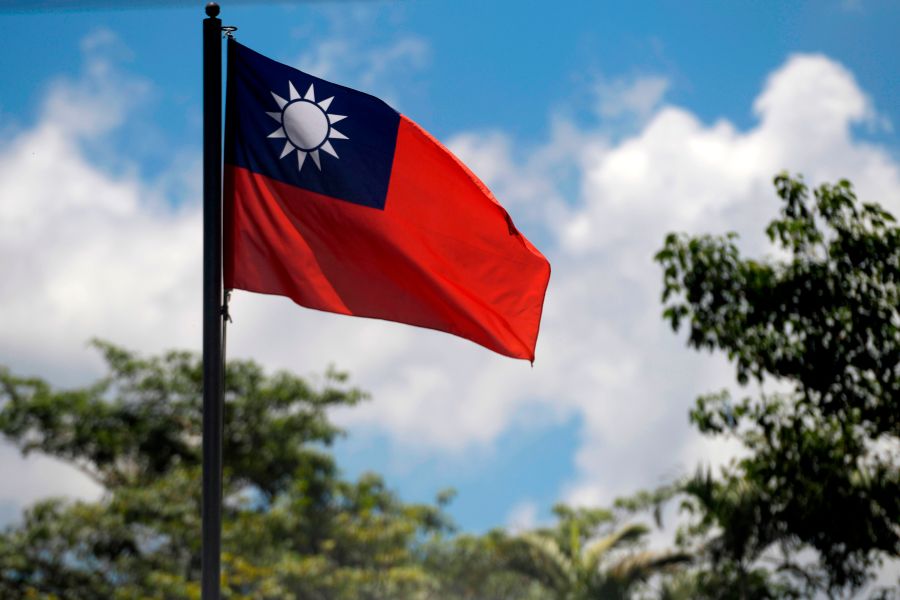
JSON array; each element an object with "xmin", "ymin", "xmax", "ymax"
[
  {"xmin": 655, "ymin": 174, "xmax": 900, "ymax": 597},
  {"xmin": 0, "ymin": 342, "xmax": 452, "ymax": 599},
  {"xmin": 492, "ymin": 505, "xmax": 690, "ymax": 600},
  {"xmin": 419, "ymin": 532, "xmax": 547, "ymax": 600},
  {"xmin": 2, "ymin": 342, "xmax": 687, "ymax": 600}
]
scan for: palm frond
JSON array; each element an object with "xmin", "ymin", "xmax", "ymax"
[
  {"xmin": 582, "ymin": 523, "xmax": 649, "ymax": 575},
  {"xmin": 500, "ymin": 533, "xmax": 576, "ymax": 593},
  {"xmin": 608, "ymin": 550, "xmax": 693, "ymax": 586}
]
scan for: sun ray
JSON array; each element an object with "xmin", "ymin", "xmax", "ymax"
[
  {"xmin": 288, "ymin": 81, "xmax": 301, "ymax": 101},
  {"xmin": 329, "ymin": 128, "xmax": 348, "ymax": 140},
  {"xmin": 309, "ymin": 149, "xmax": 321, "ymax": 170},
  {"xmin": 320, "ymin": 140, "xmax": 339, "ymax": 158},
  {"xmin": 266, "ymin": 111, "xmax": 282, "ymax": 122},
  {"xmin": 318, "ymin": 97, "xmax": 334, "ymax": 111},
  {"xmin": 297, "ymin": 151, "xmax": 308, "ymax": 170},
  {"xmin": 268, "ymin": 128, "xmax": 286, "ymax": 138},
  {"xmin": 305, "ymin": 83, "xmax": 315, "ymax": 102},
  {"xmin": 280, "ymin": 141, "xmax": 294, "ymax": 159},
  {"xmin": 328, "ymin": 114, "xmax": 347, "ymax": 124},
  {"xmin": 271, "ymin": 92, "xmax": 288, "ymax": 109}
]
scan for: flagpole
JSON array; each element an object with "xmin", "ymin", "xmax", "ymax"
[{"xmin": 202, "ymin": 3, "xmax": 224, "ymax": 599}]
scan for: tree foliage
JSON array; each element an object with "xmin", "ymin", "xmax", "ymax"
[
  {"xmin": 655, "ymin": 174, "xmax": 900, "ymax": 597},
  {"xmin": 492, "ymin": 505, "xmax": 690, "ymax": 600},
  {"xmin": 0, "ymin": 341, "xmax": 697, "ymax": 599},
  {"xmin": 0, "ymin": 343, "xmax": 451, "ymax": 599}
]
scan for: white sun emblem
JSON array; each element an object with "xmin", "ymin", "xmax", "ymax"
[{"xmin": 266, "ymin": 82, "xmax": 348, "ymax": 172}]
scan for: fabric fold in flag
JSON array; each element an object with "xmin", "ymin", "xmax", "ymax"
[{"xmin": 224, "ymin": 39, "xmax": 550, "ymax": 361}]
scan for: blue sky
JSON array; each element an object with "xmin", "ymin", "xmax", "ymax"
[{"xmin": 1, "ymin": 0, "xmax": 899, "ymax": 544}]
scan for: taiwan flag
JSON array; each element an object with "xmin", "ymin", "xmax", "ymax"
[{"xmin": 224, "ymin": 40, "xmax": 550, "ymax": 361}]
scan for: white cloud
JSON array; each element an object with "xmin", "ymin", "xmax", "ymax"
[
  {"xmin": 553, "ymin": 54, "xmax": 900, "ymax": 505},
  {"xmin": 293, "ymin": 7, "xmax": 429, "ymax": 108},
  {"xmin": 0, "ymin": 40, "xmax": 201, "ymax": 383},
  {"xmin": 0, "ymin": 444, "xmax": 103, "ymax": 518},
  {"xmin": 0, "ymin": 34, "xmax": 202, "ymax": 512},
  {"xmin": 595, "ymin": 74, "xmax": 670, "ymax": 123},
  {"xmin": 428, "ymin": 53, "xmax": 900, "ymax": 507},
  {"xmin": 506, "ymin": 500, "xmax": 539, "ymax": 534},
  {"xmin": 45, "ymin": 34, "xmax": 147, "ymax": 141}
]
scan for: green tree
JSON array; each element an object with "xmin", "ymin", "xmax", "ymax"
[
  {"xmin": 655, "ymin": 174, "xmax": 900, "ymax": 597},
  {"xmin": 492, "ymin": 505, "xmax": 690, "ymax": 600},
  {"xmin": 419, "ymin": 532, "xmax": 547, "ymax": 600},
  {"xmin": 0, "ymin": 342, "xmax": 451, "ymax": 599}
]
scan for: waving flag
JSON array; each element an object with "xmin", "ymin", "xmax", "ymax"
[{"xmin": 223, "ymin": 40, "xmax": 550, "ymax": 361}]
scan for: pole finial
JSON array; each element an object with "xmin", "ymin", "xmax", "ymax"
[{"xmin": 205, "ymin": 2, "xmax": 220, "ymax": 18}]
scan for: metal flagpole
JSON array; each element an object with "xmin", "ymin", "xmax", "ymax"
[{"xmin": 202, "ymin": 3, "xmax": 224, "ymax": 599}]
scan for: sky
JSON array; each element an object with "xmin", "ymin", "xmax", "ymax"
[{"xmin": 0, "ymin": 0, "xmax": 899, "ymax": 573}]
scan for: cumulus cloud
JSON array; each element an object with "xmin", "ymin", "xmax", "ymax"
[
  {"xmin": 293, "ymin": 6, "xmax": 429, "ymax": 108},
  {"xmin": 1, "ymin": 27, "xmax": 899, "ymax": 550},
  {"xmin": 297, "ymin": 35, "xmax": 428, "ymax": 90},
  {"xmin": 438, "ymin": 53, "xmax": 900, "ymax": 506},
  {"xmin": 595, "ymin": 74, "xmax": 670, "ymax": 123},
  {"xmin": 0, "ymin": 34, "xmax": 201, "ymax": 513},
  {"xmin": 0, "ymin": 38, "xmax": 201, "ymax": 383},
  {"xmin": 558, "ymin": 54, "xmax": 899, "ymax": 502}
]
